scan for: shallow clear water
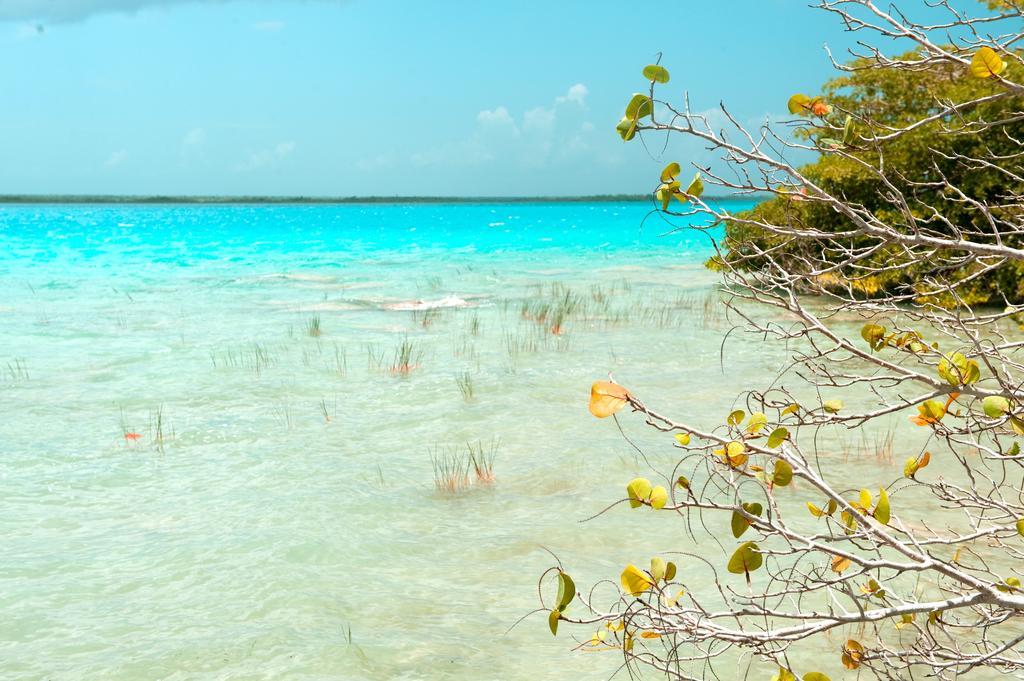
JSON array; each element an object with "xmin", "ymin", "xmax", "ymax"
[{"xmin": 0, "ymin": 201, "xmax": 902, "ymax": 680}]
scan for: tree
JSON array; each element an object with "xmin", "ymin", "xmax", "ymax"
[{"xmin": 538, "ymin": 1, "xmax": 1024, "ymax": 679}]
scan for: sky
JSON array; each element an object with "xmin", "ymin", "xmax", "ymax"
[{"xmin": 0, "ymin": 0, "xmax": 976, "ymax": 196}]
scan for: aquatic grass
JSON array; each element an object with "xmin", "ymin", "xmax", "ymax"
[
  {"xmin": 838, "ymin": 425, "xmax": 896, "ymax": 466},
  {"xmin": 5, "ymin": 358, "xmax": 29, "ymax": 381},
  {"xmin": 210, "ymin": 342, "xmax": 275, "ymax": 377},
  {"xmin": 455, "ymin": 371, "xmax": 475, "ymax": 402},
  {"xmin": 411, "ymin": 308, "xmax": 441, "ymax": 329},
  {"xmin": 318, "ymin": 397, "xmax": 336, "ymax": 423},
  {"xmin": 271, "ymin": 401, "xmax": 295, "ymax": 430},
  {"xmin": 365, "ymin": 343, "xmax": 387, "ymax": 372},
  {"xmin": 334, "ymin": 343, "xmax": 348, "ymax": 378},
  {"xmin": 467, "ymin": 438, "xmax": 499, "ymax": 484},
  {"xmin": 429, "ymin": 445, "xmax": 472, "ymax": 495},
  {"xmin": 306, "ymin": 314, "xmax": 322, "ymax": 337},
  {"xmin": 149, "ymin": 405, "xmax": 173, "ymax": 452},
  {"xmin": 390, "ymin": 337, "xmax": 423, "ymax": 377}
]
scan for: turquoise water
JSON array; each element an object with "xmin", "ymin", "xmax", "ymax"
[{"xmin": 0, "ymin": 200, "xmax": 831, "ymax": 680}]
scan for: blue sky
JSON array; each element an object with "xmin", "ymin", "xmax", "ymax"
[{"xmin": 0, "ymin": 0, "xmax": 940, "ymax": 196}]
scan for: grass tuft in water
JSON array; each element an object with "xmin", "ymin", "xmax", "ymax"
[
  {"xmin": 430, "ymin": 445, "xmax": 472, "ymax": 495},
  {"xmin": 306, "ymin": 314, "xmax": 322, "ymax": 337},
  {"xmin": 467, "ymin": 438, "xmax": 498, "ymax": 484},
  {"xmin": 390, "ymin": 337, "xmax": 423, "ymax": 377},
  {"xmin": 455, "ymin": 371, "xmax": 475, "ymax": 401}
]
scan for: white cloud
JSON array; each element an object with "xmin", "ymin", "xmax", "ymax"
[
  {"xmin": 556, "ymin": 83, "xmax": 588, "ymax": 106},
  {"xmin": 411, "ymin": 84, "xmax": 594, "ymax": 171},
  {"xmin": 235, "ymin": 141, "xmax": 295, "ymax": 172},
  {"xmin": 104, "ymin": 149, "xmax": 129, "ymax": 167},
  {"xmin": 0, "ymin": 1, "xmax": 348, "ymax": 24},
  {"xmin": 477, "ymin": 106, "xmax": 518, "ymax": 133},
  {"xmin": 252, "ymin": 20, "xmax": 285, "ymax": 32},
  {"xmin": 182, "ymin": 127, "xmax": 205, "ymax": 147}
]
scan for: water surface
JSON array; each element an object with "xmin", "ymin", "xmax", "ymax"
[{"xmin": 0, "ymin": 200, "xmax": 860, "ymax": 680}]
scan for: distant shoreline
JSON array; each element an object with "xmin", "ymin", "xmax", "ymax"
[{"xmin": 0, "ymin": 194, "xmax": 762, "ymax": 205}]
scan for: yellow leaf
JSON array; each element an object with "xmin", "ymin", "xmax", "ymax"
[
  {"xmin": 649, "ymin": 485, "xmax": 668, "ymax": 510},
  {"xmin": 674, "ymin": 432, "xmax": 691, "ymax": 446},
  {"xmin": 874, "ymin": 487, "xmax": 890, "ymax": 525},
  {"xmin": 626, "ymin": 477, "xmax": 652, "ymax": 509},
  {"xmin": 723, "ymin": 440, "xmax": 747, "ymax": 467},
  {"xmin": 620, "ymin": 564, "xmax": 653, "ymax": 596},
  {"xmin": 831, "ymin": 555, "xmax": 852, "ymax": 573},
  {"xmin": 842, "ymin": 639, "xmax": 864, "ymax": 669},
  {"xmin": 787, "ymin": 93, "xmax": 811, "ymax": 114},
  {"xmin": 970, "ymin": 46, "xmax": 1006, "ymax": 78},
  {"xmin": 660, "ymin": 162, "xmax": 680, "ymax": 182},
  {"xmin": 746, "ymin": 411, "xmax": 768, "ymax": 434},
  {"xmin": 650, "ymin": 557, "xmax": 667, "ymax": 581},
  {"xmin": 589, "ymin": 380, "xmax": 630, "ymax": 418}
]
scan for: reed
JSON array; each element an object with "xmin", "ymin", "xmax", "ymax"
[
  {"xmin": 429, "ymin": 445, "xmax": 472, "ymax": 495},
  {"xmin": 271, "ymin": 401, "xmax": 295, "ymax": 430},
  {"xmin": 318, "ymin": 397, "xmax": 335, "ymax": 423},
  {"xmin": 306, "ymin": 314, "xmax": 322, "ymax": 337},
  {"xmin": 390, "ymin": 337, "xmax": 422, "ymax": 377},
  {"xmin": 149, "ymin": 405, "xmax": 173, "ymax": 451},
  {"xmin": 5, "ymin": 358, "xmax": 29, "ymax": 381},
  {"xmin": 467, "ymin": 438, "xmax": 498, "ymax": 484},
  {"xmin": 366, "ymin": 344, "xmax": 387, "ymax": 371},
  {"xmin": 455, "ymin": 371, "xmax": 475, "ymax": 401}
]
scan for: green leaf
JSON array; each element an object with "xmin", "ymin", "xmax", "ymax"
[
  {"xmin": 731, "ymin": 502, "xmax": 763, "ymax": 538},
  {"xmin": 664, "ymin": 561, "xmax": 677, "ymax": 581},
  {"xmin": 842, "ymin": 115, "xmax": 855, "ymax": 146},
  {"xmin": 685, "ymin": 173, "xmax": 704, "ymax": 199},
  {"xmin": 938, "ymin": 352, "xmax": 980, "ymax": 386},
  {"xmin": 860, "ymin": 323, "xmax": 886, "ymax": 351},
  {"xmin": 823, "ymin": 399, "xmax": 843, "ymax": 414},
  {"xmin": 626, "ymin": 477, "xmax": 652, "ymax": 508},
  {"xmin": 625, "ymin": 93, "xmax": 653, "ymax": 121},
  {"xmin": 1011, "ymin": 416, "xmax": 1024, "ymax": 436},
  {"xmin": 766, "ymin": 427, "xmax": 788, "ymax": 448},
  {"xmin": 998, "ymin": 576, "xmax": 1021, "ymax": 593},
  {"xmin": 787, "ymin": 93, "xmax": 811, "ymax": 114},
  {"xmin": 772, "ymin": 460, "xmax": 794, "ymax": 487},
  {"xmin": 727, "ymin": 541, "xmax": 762, "ymax": 575},
  {"xmin": 660, "ymin": 162, "xmax": 680, "ymax": 182},
  {"xmin": 1016, "ymin": 519, "xmax": 1024, "ymax": 537},
  {"xmin": 874, "ymin": 488, "xmax": 891, "ymax": 525},
  {"xmin": 548, "ymin": 608, "xmax": 560, "ymax": 635},
  {"xmin": 746, "ymin": 412, "xmax": 768, "ymax": 434},
  {"xmin": 803, "ymin": 674, "xmax": 832, "ymax": 681},
  {"xmin": 983, "ymin": 395, "xmax": 1011, "ymax": 418},
  {"xmin": 615, "ymin": 116, "xmax": 636, "ymax": 141},
  {"xmin": 556, "ymin": 571, "xmax": 575, "ymax": 610},
  {"xmin": 650, "ymin": 556, "xmax": 667, "ymax": 581},
  {"xmin": 727, "ymin": 409, "xmax": 745, "ymax": 426},
  {"xmin": 642, "ymin": 64, "xmax": 670, "ymax": 83}
]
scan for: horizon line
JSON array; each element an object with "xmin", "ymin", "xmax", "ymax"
[{"xmin": 0, "ymin": 193, "xmax": 763, "ymax": 205}]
